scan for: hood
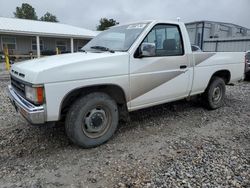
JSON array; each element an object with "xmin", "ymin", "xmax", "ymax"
[{"xmin": 10, "ymin": 52, "xmax": 129, "ymax": 84}]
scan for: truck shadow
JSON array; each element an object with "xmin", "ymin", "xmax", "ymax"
[{"xmin": 117, "ymin": 94, "xmax": 243, "ymax": 133}]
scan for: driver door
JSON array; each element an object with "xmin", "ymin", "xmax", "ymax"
[{"xmin": 129, "ymin": 24, "xmax": 191, "ymax": 109}]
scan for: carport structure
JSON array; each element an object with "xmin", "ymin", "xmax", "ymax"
[{"xmin": 0, "ymin": 17, "xmax": 98, "ymax": 58}]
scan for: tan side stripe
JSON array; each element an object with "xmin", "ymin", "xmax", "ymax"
[
  {"xmin": 194, "ymin": 52, "xmax": 216, "ymax": 66},
  {"xmin": 130, "ymin": 71, "xmax": 183, "ymax": 100}
]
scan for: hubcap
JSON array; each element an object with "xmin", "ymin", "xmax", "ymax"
[
  {"xmin": 85, "ymin": 109, "xmax": 107, "ymax": 133},
  {"xmin": 82, "ymin": 106, "xmax": 111, "ymax": 138},
  {"xmin": 212, "ymin": 86, "xmax": 222, "ymax": 103}
]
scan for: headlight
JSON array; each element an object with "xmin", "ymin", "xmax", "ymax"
[{"xmin": 25, "ymin": 85, "xmax": 44, "ymax": 105}]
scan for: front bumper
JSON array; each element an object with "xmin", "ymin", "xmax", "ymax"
[{"xmin": 7, "ymin": 85, "xmax": 46, "ymax": 124}]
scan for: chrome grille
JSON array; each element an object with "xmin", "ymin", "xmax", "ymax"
[{"xmin": 11, "ymin": 76, "xmax": 25, "ymax": 97}]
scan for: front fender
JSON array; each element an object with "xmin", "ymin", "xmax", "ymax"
[{"xmin": 44, "ymin": 75, "xmax": 129, "ymax": 121}]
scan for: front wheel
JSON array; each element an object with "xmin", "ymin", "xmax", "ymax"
[
  {"xmin": 202, "ymin": 77, "xmax": 226, "ymax": 110},
  {"xmin": 65, "ymin": 92, "xmax": 119, "ymax": 148}
]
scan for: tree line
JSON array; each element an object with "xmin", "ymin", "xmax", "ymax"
[
  {"xmin": 14, "ymin": 3, "xmax": 58, "ymax": 22},
  {"xmin": 13, "ymin": 3, "xmax": 119, "ymax": 30}
]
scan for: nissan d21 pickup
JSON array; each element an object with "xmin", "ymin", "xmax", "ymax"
[{"xmin": 7, "ymin": 20, "xmax": 246, "ymax": 148}]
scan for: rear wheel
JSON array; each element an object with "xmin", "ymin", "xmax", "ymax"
[
  {"xmin": 65, "ymin": 92, "xmax": 119, "ymax": 148},
  {"xmin": 203, "ymin": 77, "xmax": 226, "ymax": 110}
]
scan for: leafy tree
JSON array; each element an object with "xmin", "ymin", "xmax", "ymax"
[
  {"xmin": 97, "ymin": 18, "xmax": 119, "ymax": 31},
  {"xmin": 40, "ymin": 12, "xmax": 59, "ymax": 22},
  {"xmin": 14, "ymin": 3, "xmax": 38, "ymax": 20}
]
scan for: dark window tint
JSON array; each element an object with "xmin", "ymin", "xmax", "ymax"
[{"xmin": 143, "ymin": 24, "xmax": 184, "ymax": 56}]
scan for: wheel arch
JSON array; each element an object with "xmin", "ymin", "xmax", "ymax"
[
  {"xmin": 59, "ymin": 84, "xmax": 128, "ymax": 120},
  {"xmin": 207, "ymin": 69, "xmax": 231, "ymax": 88}
]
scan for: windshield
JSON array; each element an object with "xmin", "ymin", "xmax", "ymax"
[{"xmin": 82, "ymin": 23, "xmax": 149, "ymax": 52}]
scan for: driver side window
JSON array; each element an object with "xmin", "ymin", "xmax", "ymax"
[{"xmin": 143, "ymin": 24, "xmax": 184, "ymax": 56}]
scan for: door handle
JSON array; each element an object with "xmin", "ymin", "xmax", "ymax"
[{"xmin": 180, "ymin": 65, "xmax": 187, "ymax": 69}]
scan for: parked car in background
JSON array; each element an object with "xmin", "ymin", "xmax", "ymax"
[
  {"xmin": 7, "ymin": 20, "xmax": 246, "ymax": 148},
  {"xmin": 245, "ymin": 51, "xmax": 250, "ymax": 80},
  {"xmin": 191, "ymin": 45, "xmax": 202, "ymax": 52}
]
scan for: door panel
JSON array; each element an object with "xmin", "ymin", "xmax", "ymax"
[{"xmin": 129, "ymin": 24, "xmax": 191, "ymax": 108}]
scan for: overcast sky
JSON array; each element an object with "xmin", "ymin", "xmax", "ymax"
[{"xmin": 0, "ymin": 0, "xmax": 249, "ymax": 30}]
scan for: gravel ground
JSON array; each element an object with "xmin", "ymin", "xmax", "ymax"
[{"xmin": 0, "ymin": 78, "xmax": 249, "ymax": 188}]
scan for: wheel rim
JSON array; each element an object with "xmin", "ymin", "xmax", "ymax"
[
  {"xmin": 82, "ymin": 105, "xmax": 111, "ymax": 139},
  {"xmin": 212, "ymin": 86, "xmax": 222, "ymax": 103}
]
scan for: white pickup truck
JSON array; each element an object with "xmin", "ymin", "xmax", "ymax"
[{"xmin": 8, "ymin": 20, "xmax": 246, "ymax": 148}]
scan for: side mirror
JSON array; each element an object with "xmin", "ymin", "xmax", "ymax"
[{"xmin": 140, "ymin": 42, "xmax": 156, "ymax": 57}]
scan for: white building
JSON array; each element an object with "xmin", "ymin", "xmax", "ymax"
[{"xmin": 0, "ymin": 17, "xmax": 98, "ymax": 60}]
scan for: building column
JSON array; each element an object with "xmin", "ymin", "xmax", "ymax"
[
  {"xmin": 36, "ymin": 36, "xmax": 40, "ymax": 58},
  {"xmin": 70, "ymin": 38, "xmax": 74, "ymax": 53}
]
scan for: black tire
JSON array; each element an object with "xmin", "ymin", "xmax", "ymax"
[
  {"xmin": 203, "ymin": 77, "xmax": 226, "ymax": 110},
  {"xmin": 65, "ymin": 92, "xmax": 119, "ymax": 148}
]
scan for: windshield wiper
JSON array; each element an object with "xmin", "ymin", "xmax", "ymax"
[{"xmin": 90, "ymin": 46, "xmax": 115, "ymax": 53}]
